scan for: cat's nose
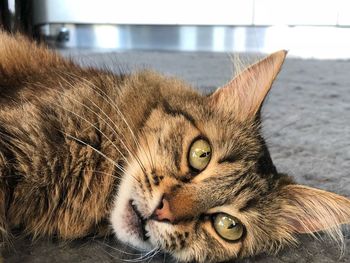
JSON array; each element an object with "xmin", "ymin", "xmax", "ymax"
[{"xmin": 151, "ymin": 197, "xmax": 175, "ymax": 223}]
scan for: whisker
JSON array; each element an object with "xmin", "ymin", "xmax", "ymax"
[
  {"xmin": 99, "ymin": 246, "xmax": 124, "ymax": 261},
  {"xmin": 62, "ymin": 132, "xmax": 127, "ymax": 175},
  {"xmin": 58, "ymin": 72, "xmax": 152, "ymax": 174},
  {"xmin": 0, "ymin": 113, "xmax": 124, "ymax": 182},
  {"xmin": 146, "ymin": 249, "xmax": 161, "ymax": 263},
  {"xmin": 50, "ymin": 78, "xmax": 149, "ymax": 177},
  {"xmin": 57, "ymin": 76, "xmax": 141, "ymax": 161},
  {"xmin": 33, "ymin": 94, "xmax": 135, "ymax": 177},
  {"xmin": 122, "ymin": 247, "xmax": 159, "ymax": 262},
  {"xmin": 126, "ymin": 248, "xmax": 157, "ymax": 262},
  {"xmin": 141, "ymin": 129, "xmax": 156, "ymax": 171},
  {"xmin": 97, "ymin": 240, "xmax": 144, "ymax": 256},
  {"xmin": 37, "ymin": 82, "xmax": 132, "ymax": 167},
  {"xmin": 84, "ymin": 169, "xmax": 124, "ymax": 179}
]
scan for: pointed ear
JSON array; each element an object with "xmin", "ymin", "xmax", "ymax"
[
  {"xmin": 209, "ymin": 50, "xmax": 287, "ymax": 121},
  {"xmin": 280, "ymin": 185, "xmax": 350, "ymax": 234}
]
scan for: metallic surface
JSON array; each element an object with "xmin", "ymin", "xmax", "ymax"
[
  {"xmin": 32, "ymin": 0, "xmax": 350, "ymax": 58},
  {"xmin": 38, "ymin": 24, "xmax": 350, "ymax": 59}
]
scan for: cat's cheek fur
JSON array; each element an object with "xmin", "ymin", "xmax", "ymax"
[
  {"xmin": 110, "ymin": 173, "xmax": 151, "ymax": 250},
  {"xmin": 110, "ymin": 158, "xmax": 163, "ymax": 250},
  {"xmin": 111, "ymin": 167, "xmax": 210, "ymax": 262},
  {"xmin": 147, "ymin": 221, "xmax": 205, "ymax": 262}
]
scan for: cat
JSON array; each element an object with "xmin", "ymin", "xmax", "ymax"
[{"xmin": 0, "ymin": 31, "xmax": 349, "ymax": 263}]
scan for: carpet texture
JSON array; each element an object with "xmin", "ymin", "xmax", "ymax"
[{"xmin": 4, "ymin": 51, "xmax": 350, "ymax": 263}]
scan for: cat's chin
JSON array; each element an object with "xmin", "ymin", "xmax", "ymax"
[{"xmin": 110, "ymin": 197, "xmax": 152, "ymax": 251}]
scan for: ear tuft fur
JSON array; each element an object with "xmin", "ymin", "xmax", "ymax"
[
  {"xmin": 209, "ymin": 50, "xmax": 287, "ymax": 121},
  {"xmin": 280, "ymin": 185, "xmax": 350, "ymax": 251}
]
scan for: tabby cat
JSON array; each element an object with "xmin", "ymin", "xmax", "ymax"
[{"xmin": 0, "ymin": 31, "xmax": 349, "ymax": 263}]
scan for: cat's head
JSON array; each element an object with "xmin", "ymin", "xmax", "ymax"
[{"xmin": 110, "ymin": 51, "xmax": 350, "ymax": 262}]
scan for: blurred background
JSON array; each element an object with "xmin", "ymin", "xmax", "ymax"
[{"xmin": 1, "ymin": 0, "xmax": 350, "ymax": 58}]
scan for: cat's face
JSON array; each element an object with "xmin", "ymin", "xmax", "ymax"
[
  {"xmin": 111, "ymin": 51, "xmax": 350, "ymax": 262},
  {"xmin": 111, "ymin": 101, "xmax": 289, "ymax": 262}
]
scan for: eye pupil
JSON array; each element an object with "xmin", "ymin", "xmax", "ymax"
[
  {"xmin": 227, "ymin": 223, "xmax": 235, "ymax": 229},
  {"xmin": 199, "ymin": 152, "xmax": 210, "ymax": 158}
]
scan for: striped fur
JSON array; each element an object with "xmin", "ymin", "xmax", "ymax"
[{"xmin": 0, "ymin": 31, "xmax": 349, "ymax": 262}]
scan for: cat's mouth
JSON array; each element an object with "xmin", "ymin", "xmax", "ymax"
[{"xmin": 129, "ymin": 200, "xmax": 149, "ymax": 241}]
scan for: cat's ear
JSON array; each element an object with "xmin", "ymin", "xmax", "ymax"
[
  {"xmin": 280, "ymin": 184, "xmax": 350, "ymax": 234},
  {"xmin": 209, "ymin": 50, "xmax": 287, "ymax": 121}
]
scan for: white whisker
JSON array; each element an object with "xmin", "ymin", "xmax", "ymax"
[
  {"xmin": 57, "ymin": 77, "xmax": 138, "ymax": 159},
  {"xmin": 97, "ymin": 240, "xmax": 144, "ymax": 256},
  {"xmin": 84, "ymin": 169, "xmax": 123, "ymax": 179},
  {"xmin": 58, "ymin": 72, "xmax": 153, "ymax": 174},
  {"xmin": 122, "ymin": 247, "xmax": 159, "ymax": 262},
  {"xmin": 30, "ymin": 92, "xmax": 141, "ymax": 181},
  {"xmin": 50, "ymin": 77, "xmax": 149, "ymax": 177},
  {"xmin": 38, "ymin": 82, "xmax": 132, "ymax": 167},
  {"xmin": 62, "ymin": 132, "xmax": 126, "ymax": 174}
]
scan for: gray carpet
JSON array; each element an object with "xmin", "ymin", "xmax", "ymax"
[{"xmin": 4, "ymin": 51, "xmax": 350, "ymax": 263}]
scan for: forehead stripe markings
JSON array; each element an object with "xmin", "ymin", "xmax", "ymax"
[
  {"xmin": 161, "ymin": 100, "xmax": 197, "ymax": 127},
  {"xmin": 239, "ymin": 197, "xmax": 259, "ymax": 212},
  {"xmin": 173, "ymin": 139, "xmax": 182, "ymax": 170}
]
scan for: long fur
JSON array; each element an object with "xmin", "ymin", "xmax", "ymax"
[{"xmin": 0, "ymin": 31, "xmax": 349, "ymax": 263}]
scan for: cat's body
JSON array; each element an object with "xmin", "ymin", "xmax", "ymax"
[
  {"xmin": 0, "ymin": 32, "xmax": 191, "ymax": 238},
  {"xmin": 0, "ymin": 32, "xmax": 350, "ymax": 262}
]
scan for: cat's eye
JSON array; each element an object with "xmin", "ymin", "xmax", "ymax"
[
  {"xmin": 213, "ymin": 213, "xmax": 244, "ymax": 241},
  {"xmin": 188, "ymin": 139, "xmax": 211, "ymax": 171}
]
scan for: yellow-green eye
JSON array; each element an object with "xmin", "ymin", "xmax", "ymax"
[
  {"xmin": 188, "ymin": 139, "xmax": 211, "ymax": 171},
  {"xmin": 213, "ymin": 213, "xmax": 244, "ymax": 241}
]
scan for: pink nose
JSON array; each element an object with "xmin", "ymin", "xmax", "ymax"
[{"xmin": 152, "ymin": 198, "xmax": 175, "ymax": 223}]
